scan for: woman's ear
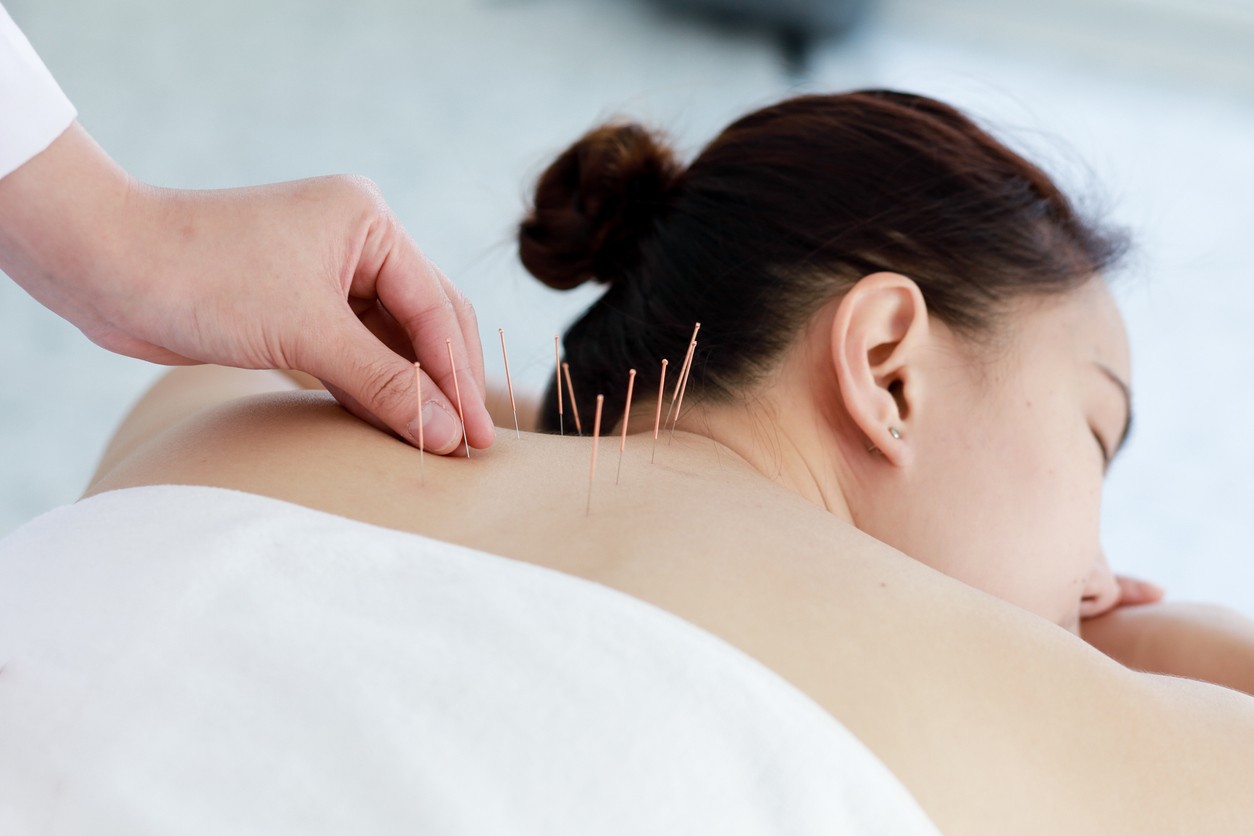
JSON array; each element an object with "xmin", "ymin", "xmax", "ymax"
[{"xmin": 828, "ymin": 272, "xmax": 929, "ymax": 467}]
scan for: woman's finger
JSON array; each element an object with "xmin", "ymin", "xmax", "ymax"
[{"xmin": 1115, "ymin": 575, "xmax": 1166, "ymax": 607}]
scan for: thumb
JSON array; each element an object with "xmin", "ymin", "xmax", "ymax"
[{"xmin": 305, "ymin": 316, "xmax": 466, "ymax": 454}]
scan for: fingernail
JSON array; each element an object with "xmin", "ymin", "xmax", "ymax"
[{"xmin": 409, "ymin": 401, "xmax": 460, "ymax": 454}]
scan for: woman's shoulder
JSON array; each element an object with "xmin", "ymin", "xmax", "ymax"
[{"xmin": 84, "ymin": 369, "xmax": 1254, "ymax": 834}]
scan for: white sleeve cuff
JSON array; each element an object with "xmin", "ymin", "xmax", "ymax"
[{"xmin": 0, "ymin": 3, "xmax": 77, "ymax": 179}]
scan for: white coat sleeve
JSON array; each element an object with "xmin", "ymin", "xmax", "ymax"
[{"xmin": 0, "ymin": 3, "xmax": 76, "ymax": 179}]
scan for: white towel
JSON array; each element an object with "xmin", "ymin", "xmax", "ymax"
[{"xmin": 0, "ymin": 485, "xmax": 938, "ymax": 835}]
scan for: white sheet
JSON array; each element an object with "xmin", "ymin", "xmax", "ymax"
[{"xmin": 0, "ymin": 484, "xmax": 938, "ymax": 835}]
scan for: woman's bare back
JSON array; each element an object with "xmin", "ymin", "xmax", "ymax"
[{"xmin": 87, "ymin": 369, "xmax": 1254, "ymax": 834}]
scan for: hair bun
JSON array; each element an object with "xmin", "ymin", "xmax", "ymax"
[{"xmin": 520, "ymin": 122, "xmax": 681, "ymax": 290}]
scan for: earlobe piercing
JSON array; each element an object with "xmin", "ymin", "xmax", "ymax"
[{"xmin": 867, "ymin": 426, "xmax": 902, "ymax": 455}]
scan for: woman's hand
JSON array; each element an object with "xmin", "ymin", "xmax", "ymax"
[
  {"xmin": 1082, "ymin": 601, "xmax": 1254, "ymax": 696},
  {"xmin": 1078, "ymin": 553, "xmax": 1163, "ymax": 621},
  {"xmin": 0, "ymin": 122, "xmax": 492, "ymax": 454},
  {"xmin": 1111, "ymin": 574, "xmax": 1165, "ymax": 608},
  {"xmin": 1078, "ymin": 566, "xmax": 1254, "ymax": 697}
]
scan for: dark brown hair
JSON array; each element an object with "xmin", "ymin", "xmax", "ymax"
[{"xmin": 520, "ymin": 90, "xmax": 1127, "ymax": 431}]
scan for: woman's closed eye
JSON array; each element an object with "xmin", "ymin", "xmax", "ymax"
[
  {"xmin": 1091, "ymin": 427, "xmax": 1111, "ymax": 471},
  {"xmin": 1093, "ymin": 363, "xmax": 1133, "ymax": 471}
]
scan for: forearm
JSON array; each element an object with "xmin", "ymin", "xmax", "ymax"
[
  {"xmin": 1082, "ymin": 602, "xmax": 1254, "ymax": 696},
  {"xmin": 0, "ymin": 122, "xmax": 143, "ymax": 336},
  {"xmin": 1, "ymin": 119, "xmax": 491, "ymax": 451}
]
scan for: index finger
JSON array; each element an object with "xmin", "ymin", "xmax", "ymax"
[
  {"xmin": 355, "ymin": 220, "xmax": 494, "ymax": 450},
  {"xmin": 434, "ymin": 263, "xmax": 487, "ymax": 398}
]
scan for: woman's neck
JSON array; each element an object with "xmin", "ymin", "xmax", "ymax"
[{"xmin": 668, "ymin": 399, "xmax": 856, "ymax": 526}]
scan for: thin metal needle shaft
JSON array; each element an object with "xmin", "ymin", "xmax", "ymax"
[
  {"xmin": 445, "ymin": 338, "xmax": 470, "ymax": 459},
  {"xmin": 414, "ymin": 361, "xmax": 425, "ymax": 485},
  {"xmin": 617, "ymin": 369, "xmax": 636, "ymax": 485},
  {"xmin": 663, "ymin": 323, "xmax": 700, "ymax": 427},
  {"xmin": 563, "ymin": 362, "xmax": 583, "ymax": 435},
  {"xmin": 652, "ymin": 359, "xmax": 668, "ymax": 464},
  {"xmin": 669, "ymin": 339, "xmax": 697, "ymax": 444},
  {"xmin": 587, "ymin": 394, "xmax": 604, "ymax": 516},
  {"xmin": 498, "ymin": 328, "xmax": 520, "ymax": 439},
  {"xmin": 555, "ymin": 336, "xmax": 564, "ymax": 437}
]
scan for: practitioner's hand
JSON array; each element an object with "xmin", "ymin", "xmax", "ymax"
[{"xmin": 0, "ymin": 122, "xmax": 493, "ymax": 454}]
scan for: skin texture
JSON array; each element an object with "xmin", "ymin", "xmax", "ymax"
[
  {"xmin": 0, "ymin": 122, "xmax": 493, "ymax": 454},
  {"xmin": 80, "ymin": 273, "xmax": 1254, "ymax": 833}
]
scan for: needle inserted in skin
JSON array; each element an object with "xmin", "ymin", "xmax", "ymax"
[
  {"xmin": 669, "ymin": 339, "xmax": 697, "ymax": 444},
  {"xmin": 587, "ymin": 394, "xmax": 604, "ymax": 516},
  {"xmin": 498, "ymin": 329, "xmax": 520, "ymax": 439},
  {"xmin": 562, "ymin": 362, "xmax": 583, "ymax": 435},
  {"xmin": 663, "ymin": 323, "xmax": 700, "ymax": 427},
  {"xmin": 555, "ymin": 336, "xmax": 564, "ymax": 437},
  {"xmin": 414, "ymin": 361, "xmax": 425, "ymax": 485},
  {"xmin": 617, "ymin": 369, "xmax": 636, "ymax": 485},
  {"xmin": 672, "ymin": 339, "xmax": 696, "ymax": 420},
  {"xmin": 652, "ymin": 358, "xmax": 668, "ymax": 464},
  {"xmin": 667, "ymin": 336, "xmax": 697, "ymax": 437},
  {"xmin": 445, "ymin": 338, "xmax": 470, "ymax": 459}
]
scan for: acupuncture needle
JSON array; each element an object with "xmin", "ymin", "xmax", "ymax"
[
  {"xmin": 555, "ymin": 336, "xmax": 564, "ymax": 437},
  {"xmin": 562, "ymin": 362, "xmax": 584, "ymax": 435},
  {"xmin": 651, "ymin": 358, "xmax": 668, "ymax": 464},
  {"xmin": 668, "ymin": 335, "xmax": 697, "ymax": 439},
  {"xmin": 587, "ymin": 394, "xmax": 604, "ymax": 516},
  {"xmin": 617, "ymin": 368, "xmax": 636, "ymax": 485},
  {"xmin": 498, "ymin": 328, "xmax": 520, "ymax": 439},
  {"xmin": 669, "ymin": 339, "xmax": 697, "ymax": 443},
  {"xmin": 445, "ymin": 338, "xmax": 470, "ymax": 459},
  {"xmin": 663, "ymin": 322, "xmax": 700, "ymax": 428},
  {"xmin": 413, "ymin": 361, "xmax": 425, "ymax": 484}
]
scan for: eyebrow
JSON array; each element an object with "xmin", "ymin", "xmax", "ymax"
[{"xmin": 1095, "ymin": 362, "xmax": 1134, "ymax": 463}]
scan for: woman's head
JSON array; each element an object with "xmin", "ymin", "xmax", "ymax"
[
  {"xmin": 807, "ymin": 271, "xmax": 1131, "ymax": 630},
  {"xmin": 519, "ymin": 89, "xmax": 1130, "ymax": 627}
]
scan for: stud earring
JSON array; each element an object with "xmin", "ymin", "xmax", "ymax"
[{"xmin": 867, "ymin": 427, "xmax": 902, "ymax": 455}]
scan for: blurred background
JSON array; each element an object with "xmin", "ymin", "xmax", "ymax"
[{"xmin": 3, "ymin": 0, "xmax": 1253, "ymax": 608}]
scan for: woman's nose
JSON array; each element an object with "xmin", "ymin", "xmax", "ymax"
[{"xmin": 1079, "ymin": 554, "xmax": 1121, "ymax": 619}]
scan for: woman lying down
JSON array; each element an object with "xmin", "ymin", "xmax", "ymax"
[{"xmin": 2, "ymin": 90, "xmax": 1253, "ymax": 835}]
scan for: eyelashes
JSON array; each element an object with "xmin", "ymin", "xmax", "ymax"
[{"xmin": 1091, "ymin": 428, "xmax": 1111, "ymax": 468}]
